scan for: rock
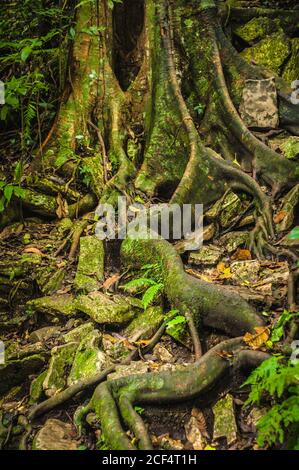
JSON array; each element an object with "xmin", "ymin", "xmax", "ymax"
[
  {"xmin": 239, "ymin": 78, "xmax": 279, "ymax": 130},
  {"xmin": 108, "ymin": 361, "xmax": 148, "ymax": 381},
  {"xmin": 36, "ymin": 267, "xmax": 65, "ymax": 295},
  {"xmin": 234, "ymin": 17, "xmax": 280, "ymax": 45},
  {"xmin": 213, "ymin": 394, "xmax": 237, "ymax": 444},
  {"xmin": 125, "ymin": 306, "xmax": 164, "ymax": 341},
  {"xmin": 102, "ymin": 335, "xmax": 129, "ymax": 360},
  {"xmin": 246, "ymin": 407, "xmax": 267, "ymax": 431},
  {"xmin": 0, "ymin": 354, "xmax": 45, "ymax": 395},
  {"xmin": 185, "ymin": 416, "xmax": 206, "ymax": 450},
  {"xmin": 67, "ymin": 330, "xmax": 110, "ymax": 386},
  {"xmin": 43, "ymin": 343, "xmax": 77, "ymax": 397},
  {"xmin": 27, "ymin": 294, "xmax": 76, "ymax": 317},
  {"xmin": 241, "ymin": 31, "xmax": 291, "ymax": 75},
  {"xmin": 152, "ymin": 434, "xmax": 184, "ymax": 450},
  {"xmin": 75, "ymin": 292, "xmax": 141, "ymax": 326},
  {"xmin": 231, "ymin": 260, "xmax": 260, "ymax": 284},
  {"xmin": 220, "ymin": 192, "xmax": 245, "ymax": 228},
  {"xmin": 6, "ymin": 341, "xmax": 45, "ymax": 360},
  {"xmin": 29, "ymin": 370, "xmax": 47, "ymax": 404},
  {"xmin": 283, "ymin": 38, "xmax": 299, "ymax": 85},
  {"xmin": 32, "ymin": 419, "xmax": 78, "ymax": 450},
  {"xmin": 153, "ymin": 344, "xmax": 174, "ymax": 363},
  {"xmin": 218, "ymin": 231, "xmax": 249, "ymax": 253},
  {"xmin": 63, "ymin": 322, "xmax": 94, "ymax": 343},
  {"xmin": 280, "ymin": 137, "xmax": 299, "ymax": 160},
  {"xmin": 276, "ymin": 184, "xmax": 299, "ymax": 232},
  {"xmin": 29, "ymin": 326, "xmax": 61, "ymax": 343},
  {"xmin": 74, "ymin": 236, "xmax": 105, "ymax": 293},
  {"xmin": 189, "ymin": 245, "xmax": 223, "ymax": 266}
]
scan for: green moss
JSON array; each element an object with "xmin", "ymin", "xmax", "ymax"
[
  {"xmin": 29, "ymin": 370, "xmax": 47, "ymax": 404},
  {"xmin": 43, "ymin": 342, "xmax": 77, "ymax": 396},
  {"xmin": 233, "ymin": 17, "xmax": 280, "ymax": 44},
  {"xmin": 74, "ymin": 292, "xmax": 141, "ymax": 326},
  {"xmin": 125, "ymin": 306, "xmax": 164, "ymax": 340},
  {"xmin": 241, "ymin": 31, "xmax": 291, "ymax": 75},
  {"xmin": 283, "ymin": 38, "xmax": 299, "ymax": 85},
  {"xmin": 74, "ymin": 236, "xmax": 105, "ymax": 293},
  {"xmin": 280, "ymin": 137, "xmax": 299, "ymax": 160},
  {"xmin": 67, "ymin": 330, "xmax": 110, "ymax": 386},
  {"xmin": 27, "ymin": 294, "xmax": 76, "ymax": 317}
]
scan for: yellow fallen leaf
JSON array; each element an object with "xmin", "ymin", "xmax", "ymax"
[{"xmin": 243, "ymin": 326, "xmax": 270, "ymax": 350}]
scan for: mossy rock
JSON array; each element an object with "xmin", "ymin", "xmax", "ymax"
[
  {"xmin": 43, "ymin": 342, "xmax": 77, "ymax": 397},
  {"xmin": 283, "ymin": 38, "xmax": 299, "ymax": 85},
  {"xmin": 27, "ymin": 294, "xmax": 76, "ymax": 317},
  {"xmin": 213, "ymin": 394, "xmax": 237, "ymax": 444},
  {"xmin": 63, "ymin": 322, "xmax": 94, "ymax": 343},
  {"xmin": 74, "ymin": 292, "xmax": 141, "ymax": 326},
  {"xmin": 219, "ymin": 231, "xmax": 250, "ymax": 253},
  {"xmin": 241, "ymin": 31, "xmax": 291, "ymax": 75},
  {"xmin": 0, "ymin": 354, "xmax": 45, "ymax": 395},
  {"xmin": 125, "ymin": 306, "xmax": 164, "ymax": 341},
  {"xmin": 29, "ymin": 326, "xmax": 61, "ymax": 343},
  {"xmin": 189, "ymin": 245, "xmax": 223, "ymax": 266},
  {"xmin": 74, "ymin": 236, "xmax": 105, "ymax": 293},
  {"xmin": 29, "ymin": 370, "xmax": 47, "ymax": 404},
  {"xmin": 67, "ymin": 330, "xmax": 110, "ymax": 386},
  {"xmin": 234, "ymin": 17, "xmax": 280, "ymax": 45},
  {"xmin": 280, "ymin": 137, "xmax": 299, "ymax": 160},
  {"xmin": 36, "ymin": 267, "xmax": 65, "ymax": 295}
]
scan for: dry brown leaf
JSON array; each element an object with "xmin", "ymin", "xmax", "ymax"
[
  {"xmin": 231, "ymin": 248, "xmax": 252, "ymax": 261},
  {"xmin": 56, "ymin": 193, "xmax": 69, "ymax": 219},
  {"xmin": 216, "ymin": 350, "xmax": 234, "ymax": 360},
  {"xmin": 102, "ymin": 273, "xmax": 121, "ymax": 291},
  {"xmin": 243, "ymin": 326, "xmax": 270, "ymax": 350},
  {"xmin": 273, "ymin": 211, "xmax": 286, "ymax": 224},
  {"xmin": 23, "ymin": 246, "xmax": 43, "ymax": 256},
  {"xmin": 185, "ymin": 268, "xmax": 212, "ymax": 283}
]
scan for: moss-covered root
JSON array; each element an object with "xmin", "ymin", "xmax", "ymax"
[
  {"xmin": 87, "ymin": 338, "xmax": 269, "ymax": 450},
  {"xmin": 198, "ymin": 3, "xmax": 299, "ymax": 190},
  {"xmin": 121, "ymin": 236, "xmax": 264, "ymax": 336}
]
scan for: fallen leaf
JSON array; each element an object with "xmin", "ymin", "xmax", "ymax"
[
  {"xmin": 23, "ymin": 246, "xmax": 43, "ymax": 256},
  {"xmin": 231, "ymin": 248, "xmax": 252, "ymax": 261},
  {"xmin": 185, "ymin": 268, "xmax": 212, "ymax": 283},
  {"xmin": 273, "ymin": 211, "xmax": 286, "ymax": 224},
  {"xmin": 56, "ymin": 193, "xmax": 69, "ymax": 219},
  {"xmin": 102, "ymin": 273, "xmax": 121, "ymax": 291},
  {"xmin": 243, "ymin": 326, "xmax": 270, "ymax": 350},
  {"xmin": 216, "ymin": 350, "xmax": 234, "ymax": 360}
]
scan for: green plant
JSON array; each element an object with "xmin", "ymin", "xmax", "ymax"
[
  {"xmin": 242, "ymin": 355, "xmax": 299, "ymax": 449},
  {"xmin": 134, "ymin": 406, "xmax": 145, "ymax": 415},
  {"xmin": 123, "ymin": 277, "xmax": 164, "ymax": 309},
  {"xmin": 165, "ymin": 311, "xmax": 187, "ymax": 341},
  {"xmin": 0, "ymin": 0, "xmax": 73, "ymax": 152},
  {"xmin": 269, "ymin": 310, "xmax": 299, "ymax": 345}
]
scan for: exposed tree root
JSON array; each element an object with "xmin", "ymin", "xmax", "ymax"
[
  {"xmin": 121, "ymin": 235, "xmax": 264, "ymax": 336},
  {"xmin": 77, "ymin": 338, "xmax": 269, "ymax": 450}
]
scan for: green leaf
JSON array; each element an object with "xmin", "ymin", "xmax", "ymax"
[
  {"xmin": 288, "ymin": 226, "xmax": 299, "ymax": 240},
  {"xmin": 141, "ymin": 283, "xmax": 163, "ymax": 309},
  {"xmin": 123, "ymin": 277, "xmax": 156, "ymax": 291},
  {"xmin": 20, "ymin": 46, "xmax": 32, "ymax": 62},
  {"xmin": 4, "ymin": 185, "xmax": 14, "ymax": 204}
]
